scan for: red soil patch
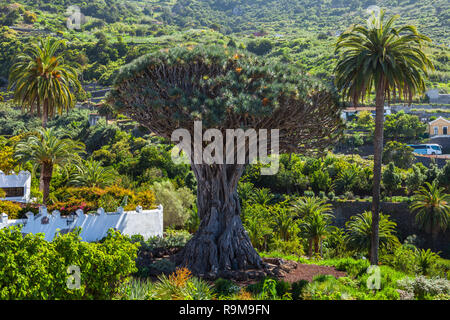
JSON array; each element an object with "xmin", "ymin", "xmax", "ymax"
[{"xmin": 282, "ymin": 263, "xmax": 347, "ymax": 283}]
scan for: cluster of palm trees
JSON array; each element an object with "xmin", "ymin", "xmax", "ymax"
[
  {"xmin": 292, "ymin": 197, "xmax": 398, "ymax": 259},
  {"xmin": 6, "ymin": 37, "xmax": 117, "ymax": 205},
  {"xmin": 293, "ymin": 187, "xmax": 448, "ymax": 259}
]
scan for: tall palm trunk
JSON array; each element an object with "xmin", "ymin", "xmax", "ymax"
[
  {"xmin": 40, "ymin": 162, "xmax": 53, "ymax": 205},
  {"xmin": 314, "ymin": 237, "xmax": 320, "ymax": 256},
  {"xmin": 370, "ymin": 77, "xmax": 386, "ymax": 265},
  {"xmin": 308, "ymin": 238, "xmax": 313, "ymax": 257},
  {"xmin": 42, "ymin": 99, "xmax": 48, "ymax": 128}
]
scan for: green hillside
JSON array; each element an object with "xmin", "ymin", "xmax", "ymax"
[{"xmin": 0, "ymin": 0, "xmax": 449, "ymax": 93}]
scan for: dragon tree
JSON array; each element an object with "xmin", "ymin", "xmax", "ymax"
[{"xmin": 107, "ymin": 46, "xmax": 343, "ymax": 275}]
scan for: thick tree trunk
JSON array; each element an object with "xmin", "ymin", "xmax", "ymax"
[
  {"xmin": 370, "ymin": 78, "xmax": 386, "ymax": 265},
  {"xmin": 177, "ymin": 164, "xmax": 262, "ymax": 275}
]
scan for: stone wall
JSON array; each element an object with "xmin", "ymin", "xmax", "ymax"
[
  {"xmin": 330, "ymin": 201, "xmax": 450, "ymax": 258},
  {"xmin": 0, "ymin": 205, "xmax": 164, "ymax": 242}
]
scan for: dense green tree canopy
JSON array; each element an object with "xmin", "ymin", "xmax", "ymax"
[{"xmin": 109, "ymin": 45, "xmax": 343, "ymax": 154}]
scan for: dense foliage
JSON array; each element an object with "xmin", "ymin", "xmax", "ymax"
[{"xmin": 0, "ymin": 226, "xmax": 138, "ymax": 299}]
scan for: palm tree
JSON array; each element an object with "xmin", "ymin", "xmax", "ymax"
[
  {"xmin": 8, "ymin": 37, "xmax": 81, "ymax": 127},
  {"xmin": 300, "ymin": 211, "xmax": 333, "ymax": 257},
  {"xmin": 410, "ymin": 182, "xmax": 449, "ymax": 246},
  {"xmin": 249, "ymin": 188, "xmax": 274, "ymax": 206},
  {"xmin": 335, "ymin": 10, "xmax": 434, "ymax": 264},
  {"xmin": 345, "ymin": 211, "xmax": 399, "ymax": 261},
  {"xmin": 292, "ymin": 196, "xmax": 333, "ymax": 218},
  {"xmin": 271, "ymin": 205, "xmax": 296, "ymax": 242},
  {"xmin": 14, "ymin": 128, "xmax": 85, "ymax": 204},
  {"xmin": 70, "ymin": 159, "xmax": 116, "ymax": 188}
]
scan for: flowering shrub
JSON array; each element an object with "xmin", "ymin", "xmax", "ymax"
[
  {"xmin": 0, "ymin": 200, "xmax": 22, "ymax": 219},
  {"xmin": 48, "ymin": 186, "xmax": 156, "ymax": 215}
]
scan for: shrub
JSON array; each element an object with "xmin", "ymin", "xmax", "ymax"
[
  {"xmin": 0, "ymin": 226, "xmax": 138, "ymax": 299},
  {"xmin": 397, "ymin": 276, "xmax": 450, "ymax": 300},
  {"xmin": 133, "ymin": 189, "xmax": 156, "ymax": 209},
  {"xmin": 381, "ymin": 246, "xmax": 418, "ymax": 275},
  {"xmin": 152, "ymin": 181, "xmax": 195, "ymax": 228},
  {"xmin": 246, "ymin": 277, "xmax": 291, "ymax": 299},
  {"xmin": 153, "ymin": 268, "xmax": 215, "ymax": 300},
  {"xmin": 119, "ymin": 278, "xmax": 155, "ymax": 300},
  {"xmin": 135, "ymin": 229, "xmax": 192, "ymax": 252},
  {"xmin": 382, "ymin": 141, "xmax": 414, "ymax": 169},
  {"xmin": 214, "ymin": 278, "xmax": 241, "ymax": 297},
  {"xmin": 382, "ymin": 162, "xmax": 402, "ymax": 196},
  {"xmin": 291, "ymin": 279, "xmax": 309, "ymax": 300},
  {"xmin": 48, "ymin": 186, "xmax": 156, "ymax": 215},
  {"xmin": 334, "ymin": 258, "xmax": 370, "ymax": 278},
  {"xmin": 0, "ymin": 200, "xmax": 22, "ymax": 219},
  {"xmin": 148, "ymin": 259, "xmax": 176, "ymax": 275},
  {"xmin": 269, "ymin": 238, "xmax": 304, "ymax": 257},
  {"xmin": 303, "ymin": 190, "xmax": 315, "ymax": 197},
  {"xmin": 415, "ymin": 249, "xmax": 440, "ymax": 276}
]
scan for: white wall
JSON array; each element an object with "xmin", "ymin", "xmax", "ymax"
[
  {"xmin": 0, "ymin": 205, "xmax": 163, "ymax": 242},
  {"xmin": 0, "ymin": 171, "xmax": 31, "ymax": 203}
]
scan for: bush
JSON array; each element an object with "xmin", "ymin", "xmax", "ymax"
[
  {"xmin": 246, "ymin": 277, "xmax": 291, "ymax": 299},
  {"xmin": 152, "ymin": 181, "xmax": 195, "ymax": 228},
  {"xmin": 291, "ymin": 279, "xmax": 309, "ymax": 300},
  {"xmin": 0, "ymin": 226, "xmax": 138, "ymax": 299},
  {"xmin": 49, "ymin": 186, "xmax": 156, "ymax": 215},
  {"xmin": 268, "ymin": 238, "xmax": 304, "ymax": 257},
  {"xmin": 0, "ymin": 200, "xmax": 22, "ymax": 219},
  {"xmin": 152, "ymin": 268, "xmax": 215, "ymax": 300},
  {"xmin": 214, "ymin": 278, "xmax": 241, "ymax": 297},
  {"xmin": 381, "ymin": 245, "xmax": 419, "ymax": 275},
  {"xmin": 148, "ymin": 259, "xmax": 176, "ymax": 275},
  {"xmin": 334, "ymin": 258, "xmax": 370, "ymax": 278},
  {"xmin": 415, "ymin": 249, "xmax": 440, "ymax": 276},
  {"xmin": 119, "ymin": 278, "xmax": 155, "ymax": 300},
  {"xmin": 397, "ymin": 276, "xmax": 450, "ymax": 300}
]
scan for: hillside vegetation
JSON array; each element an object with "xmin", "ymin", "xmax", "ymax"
[{"xmin": 0, "ymin": 0, "xmax": 448, "ymax": 93}]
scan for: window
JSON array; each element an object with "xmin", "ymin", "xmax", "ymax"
[
  {"xmin": 444, "ymin": 126, "xmax": 448, "ymax": 135},
  {"xmin": 1, "ymin": 187, "xmax": 25, "ymax": 197},
  {"xmin": 433, "ymin": 126, "xmax": 439, "ymax": 135}
]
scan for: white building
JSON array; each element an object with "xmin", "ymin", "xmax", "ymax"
[
  {"xmin": 0, "ymin": 170, "xmax": 31, "ymax": 203},
  {"xmin": 0, "ymin": 205, "xmax": 164, "ymax": 242}
]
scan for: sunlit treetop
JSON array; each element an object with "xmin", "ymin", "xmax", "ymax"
[{"xmin": 108, "ymin": 45, "xmax": 344, "ymax": 154}]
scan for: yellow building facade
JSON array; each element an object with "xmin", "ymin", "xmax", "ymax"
[{"xmin": 428, "ymin": 117, "xmax": 450, "ymax": 136}]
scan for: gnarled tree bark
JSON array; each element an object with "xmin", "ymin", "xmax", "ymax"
[{"xmin": 177, "ymin": 163, "xmax": 262, "ymax": 275}]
